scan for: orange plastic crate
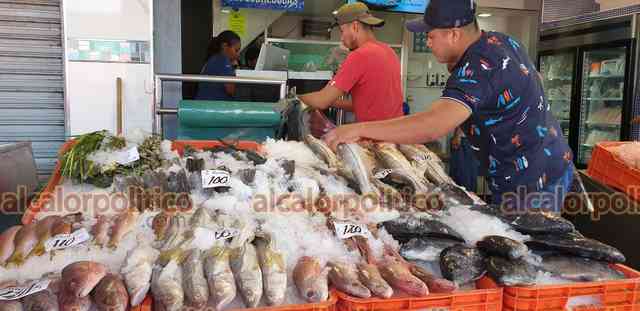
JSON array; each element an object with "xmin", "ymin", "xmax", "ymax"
[
  {"xmin": 587, "ymin": 142, "xmax": 640, "ymax": 202},
  {"xmin": 502, "ymin": 264, "xmax": 640, "ymax": 311},
  {"xmin": 336, "ymin": 276, "xmax": 502, "ymax": 311}
]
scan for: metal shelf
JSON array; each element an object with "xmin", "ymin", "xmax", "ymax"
[
  {"xmin": 585, "ymin": 97, "xmax": 623, "ymax": 101},
  {"xmin": 587, "ymin": 74, "xmax": 625, "ymax": 79},
  {"xmin": 584, "ymin": 122, "xmax": 621, "ymax": 130}
]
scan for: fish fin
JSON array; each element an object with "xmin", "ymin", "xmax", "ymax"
[{"xmin": 30, "ymin": 241, "xmax": 46, "ymax": 257}]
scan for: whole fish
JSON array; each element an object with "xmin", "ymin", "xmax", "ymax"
[
  {"xmin": 373, "ymin": 179, "xmax": 405, "ymax": 210},
  {"xmin": 31, "ymin": 216, "xmax": 62, "ymax": 257},
  {"xmin": 293, "ymin": 256, "xmax": 329, "ymax": 303},
  {"xmin": 353, "ymin": 236, "xmax": 393, "ymax": 299},
  {"xmin": 230, "ymin": 242, "xmax": 263, "ymax": 308},
  {"xmin": 121, "ymin": 245, "xmax": 158, "ymax": 307},
  {"xmin": 182, "ymin": 249, "xmax": 209, "ymax": 309},
  {"xmin": 91, "ymin": 274, "xmax": 129, "ymax": 311},
  {"xmin": 0, "ymin": 226, "xmax": 21, "ymax": 266},
  {"xmin": 50, "ymin": 220, "xmax": 72, "ymax": 237},
  {"xmin": 337, "ymin": 143, "xmax": 380, "ymax": 197},
  {"xmin": 440, "ymin": 245, "xmax": 486, "ymax": 285},
  {"xmin": 0, "ymin": 300, "xmax": 22, "ymax": 311},
  {"xmin": 541, "ymin": 256, "xmax": 626, "ymax": 282},
  {"xmin": 152, "ymin": 211, "xmax": 173, "ymax": 241},
  {"xmin": 108, "ymin": 210, "xmax": 139, "ymax": 249},
  {"xmin": 477, "ymin": 235, "xmax": 529, "ymax": 260},
  {"xmin": 23, "ymin": 289, "xmax": 59, "ymax": 311},
  {"xmin": 190, "ymin": 206, "xmax": 213, "ymax": 228},
  {"xmin": 61, "ymin": 261, "xmax": 107, "ymax": 298},
  {"xmin": 160, "ymin": 214, "xmax": 187, "ymax": 252},
  {"xmin": 304, "ymin": 134, "xmax": 342, "ymax": 169},
  {"xmin": 408, "ymin": 264, "xmax": 457, "ymax": 293},
  {"xmin": 151, "ymin": 260, "xmax": 184, "ymax": 311},
  {"xmin": 254, "ymin": 233, "xmax": 287, "ymax": 306},
  {"xmin": 328, "ymin": 261, "xmax": 371, "ymax": 298},
  {"xmin": 58, "ymin": 291, "xmax": 91, "ymax": 311},
  {"xmin": 378, "ymin": 246, "xmax": 429, "ymax": 297},
  {"xmin": 472, "ymin": 205, "xmax": 575, "ymax": 235},
  {"xmin": 7, "ymin": 222, "xmax": 38, "ymax": 266},
  {"xmin": 166, "ymin": 170, "xmax": 190, "ymax": 194},
  {"xmin": 204, "ymin": 247, "xmax": 236, "ymax": 310},
  {"xmin": 400, "ymin": 237, "xmax": 462, "ymax": 262},
  {"xmin": 486, "ymin": 256, "xmax": 537, "ymax": 286},
  {"xmin": 397, "ymin": 144, "xmax": 452, "ymax": 185},
  {"xmin": 527, "ymin": 232, "xmax": 625, "ymax": 263},
  {"xmin": 383, "ymin": 214, "xmax": 465, "ymax": 243},
  {"xmin": 92, "ymin": 216, "xmax": 111, "ymax": 248}
]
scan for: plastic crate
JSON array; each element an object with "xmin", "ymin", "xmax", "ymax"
[
  {"xmin": 337, "ymin": 276, "xmax": 502, "ymax": 311},
  {"xmin": 587, "ymin": 142, "xmax": 640, "ymax": 202},
  {"xmin": 501, "ymin": 264, "xmax": 640, "ymax": 311}
]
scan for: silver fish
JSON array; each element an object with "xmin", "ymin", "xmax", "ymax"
[
  {"xmin": 230, "ymin": 242, "xmax": 263, "ymax": 308},
  {"xmin": 121, "ymin": 245, "xmax": 157, "ymax": 307},
  {"xmin": 151, "ymin": 260, "xmax": 184, "ymax": 311},
  {"xmin": 304, "ymin": 134, "xmax": 342, "ymax": 169},
  {"xmin": 541, "ymin": 256, "xmax": 626, "ymax": 282},
  {"xmin": 204, "ymin": 246, "xmax": 236, "ymax": 310},
  {"xmin": 182, "ymin": 249, "xmax": 209, "ymax": 309},
  {"xmin": 397, "ymin": 144, "xmax": 451, "ymax": 184},
  {"xmin": 337, "ymin": 143, "xmax": 380, "ymax": 197},
  {"xmin": 254, "ymin": 232, "xmax": 287, "ymax": 306}
]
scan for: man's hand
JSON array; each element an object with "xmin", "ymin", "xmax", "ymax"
[
  {"xmin": 451, "ymin": 135, "xmax": 462, "ymax": 150},
  {"xmin": 323, "ymin": 123, "xmax": 364, "ymax": 151}
]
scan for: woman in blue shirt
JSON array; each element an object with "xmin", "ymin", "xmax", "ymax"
[{"xmin": 196, "ymin": 30, "xmax": 241, "ymax": 101}]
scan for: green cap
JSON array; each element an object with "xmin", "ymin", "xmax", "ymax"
[{"xmin": 332, "ymin": 2, "xmax": 385, "ymax": 28}]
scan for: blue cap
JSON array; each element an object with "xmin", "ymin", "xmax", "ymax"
[{"xmin": 406, "ymin": 0, "xmax": 477, "ymax": 33}]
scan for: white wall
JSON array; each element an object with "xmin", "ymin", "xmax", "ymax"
[{"xmin": 597, "ymin": 0, "xmax": 639, "ymax": 11}]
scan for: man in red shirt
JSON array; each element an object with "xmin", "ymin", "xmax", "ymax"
[{"xmin": 299, "ymin": 2, "xmax": 404, "ymax": 126}]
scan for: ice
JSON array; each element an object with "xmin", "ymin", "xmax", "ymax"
[
  {"xmin": 35, "ymin": 180, "xmax": 125, "ymax": 220},
  {"xmin": 535, "ymin": 270, "xmax": 577, "ymax": 285},
  {"xmin": 263, "ymin": 139, "xmax": 324, "ymax": 167},
  {"xmin": 212, "ymin": 151, "xmax": 254, "ymax": 173},
  {"xmin": 439, "ymin": 205, "xmax": 530, "ymax": 244},
  {"xmin": 125, "ymin": 128, "xmax": 150, "ymax": 145},
  {"xmin": 402, "ymin": 245, "xmax": 443, "ymax": 262},
  {"xmin": 160, "ymin": 140, "xmax": 179, "ymax": 161}
]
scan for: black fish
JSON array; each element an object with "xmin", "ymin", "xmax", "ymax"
[
  {"xmin": 541, "ymin": 256, "xmax": 625, "ymax": 282},
  {"xmin": 167, "ymin": 170, "xmax": 191, "ymax": 194},
  {"xmin": 278, "ymin": 159, "xmax": 296, "ymax": 179},
  {"xmin": 486, "ymin": 256, "xmax": 537, "ymax": 286},
  {"xmin": 186, "ymin": 157, "xmax": 204, "ymax": 172},
  {"xmin": 383, "ymin": 214, "xmax": 465, "ymax": 243},
  {"xmin": 477, "ymin": 236, "xmax": 529, "ymax": 260},
  {"xmin": 440, "ymin": 245, "xmax": 486, "ymax": 285},
  {"xmin": 142, "ymin": 171, "xmax": 168, "ymax": 192},
  {"xmin": 526, "ymin": 232, "xmax": 625, "ymax": 263},
  {"xmin": 238, "ymin": 168, "xmax": 257, "ymax": 185},
  {"xmin": 472, "ymin": 205, "xmax": 575, "ymax": 234},
  {"xmin": 400, "ymin": 238, "xmax": 462, "ymax": 262},
  {"xmin": 440, "ymin": 184, "xmax": 476, "ymax": 206}
]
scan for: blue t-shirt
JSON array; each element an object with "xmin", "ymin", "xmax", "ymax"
[
  {"xmin": 196, "ymin": 54, "xmax": 235, "ymax": 101},
  {"xmin": 442, "ymin": 31, "xmax": 573, "ymax": 195}
]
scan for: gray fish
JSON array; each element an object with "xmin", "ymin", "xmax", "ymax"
[
  {"xmin": 254, "ymin": 233, "xmax": 287, "ymax": 306},
  {"xmin": 91, "ymin": 274, "xmax": 129, "ymax": 311},
  {"xmin": 527, "ymin": 232, "xmax": 625, "ymax": 263},
  {"xmin": 182, "ymin": 249, "xmax": 209, "ymax": 309},
  {"xmin": 383, "ymin": 214, "xmax": 465, "ymax": 243},
  {"xmin": 238, "ymin": 168, "xmax": 257, "ymax": 185},
  {"xmin": 151, "ymin": 260, "xmax": 184, "ymax": 311},
  {"xmin": 473, "ymin": 205, "xmax": 575, "ymax": 235},
  {"xmin": 486, "ymin": 256, "xmax": 537, "ymax": 286},
  {"xmin": 327, "ymin": 261, "xmax": 371, "ymax": 298},
  {"xmin": 230, "ymin": 243, "xmax": 263, "ymax": 308},
  {"xmin": 396, "ymin": 144, "xmax": 452, "ymax": 185},
  {"xmin": 477, "ymin": 235, "xmax": 529, "ymax": 260},
  {"xmin": 166, "ymin": 170, "xmax": 190, "ymax": 194},
  {"xmin": 540, "ymin": 256, "xmax": 626, "ymax": 282},
  {"xmin": 204, "ymin": 247, "xmax": 236, "ymax": 310},
  {"xmin": 440, "ymin": 245, "xmax": 486, "ymax": 285},
  {"xmin": 400, "ymin": 238, "xmax": 462, "ymax": 262},
  {"xmin": 23, "ymin": 289, "xmax": 59, "ymax": 311}
]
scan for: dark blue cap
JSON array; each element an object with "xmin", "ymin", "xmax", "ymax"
[{"xmin": 406, "ymin": 0, "xmax": 477, "ymax": 33}]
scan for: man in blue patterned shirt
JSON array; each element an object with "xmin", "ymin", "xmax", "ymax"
[{"xmin": 324, "ymin": 0, "xmax": 574, "ymax": 212}]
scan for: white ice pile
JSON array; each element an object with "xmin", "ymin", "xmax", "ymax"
[{"xmin": 439, "ymin": 205, "xmax": 530, "ymax": 244}]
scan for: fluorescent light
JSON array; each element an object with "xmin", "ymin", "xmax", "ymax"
[
  {"xmin": 478, "ymin": 13, "xmax": 492, "ymax": 18},
  {"xmin": 221, "ymin": 9, "xmax": 231, "ymax": 14}
]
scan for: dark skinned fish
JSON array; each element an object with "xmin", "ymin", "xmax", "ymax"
[
  {"xmin": 440, "ymin": 245, "xmax": 486, "ymax": 285},
  {"xmin": 477, "ymin": 235, "xmax": 529, "ymax": 260},
  {"xmin": 383, "ymin": 214, "xmax": 465, "ymax": 243},
  {"xmin": 486, "ymin": 256, "xmax": 537, "ymax": 286}
]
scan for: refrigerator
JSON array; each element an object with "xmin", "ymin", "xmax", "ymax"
[{"xmin": 539, "ymin": 14, "xmax": 639, "ymax": 169}]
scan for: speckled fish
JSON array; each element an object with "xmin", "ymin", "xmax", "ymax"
[
  {"xmin": 30, "ymin": 216, "xmax": 62, "ymax": 257},
  {"xmin": 91, "ymin": 216, "xmax": 111, "ymax": 248},
  {"xmin": 293, "ymin": 256, "xmax": 329, "ymax": 303},
  {"xmin": 7, "ymin": 222, "xmax": 38, "ymax": 266},
  {"xmin": 23, "ymin": 289, "xmax": 59, "ymax": 311},
  {"xmin": 486, "ymin": 256, "xmax": 537, "ymax": 286},
  {"xmin": 337, "ymin": 143, "xmax": 380, "ymax": 197},
  {"xmin": 440, "ymin": 245, "xmax": 486, "ymax": 285},
  {"xmin": 304, "ymin": 134, "xmax": 342, "ymax": 169},
  {"xmin": 182, "ymin": 249, "xmax": 208, "ymax": 309},
  {"xmin": 230, "ymin": 242, "xmax": 263, "ymax": 308},
  {"xmin": 204, "ymin": 246, "xmax": 236, "ymax": 310},
  {"xmin": 472, "ymin": 205, "xmax": 575, "ymax": 235},
  {"xmin": 152, "ymin": 211, "xmax": 173, "ymax": 241},
  {"xmin": 0, "ymin": 226, "xmax": 21, "ymax": 266},
  {"xmin": 151, "ymin": 260, "xmax": 184, "ymax": 311},
  {"xmin": 91, "ymin": 274, "xmax": 128, "ymax": 311},
  {"xmin": 541, "ymin": 256, "xmax": 626, "ymax": 282},
  {"xmin": 397, "ymin": 144, "xmax": 452, "ymax": 185},
  {"xmin": 383, "ymin": 214, "xmax": 465, "ymax": 244},
  {"xmin": 254, "ymin": 233, "xmax": 287, "ymax": 306},
  {"xmin": 0, "ymin": 300, "xmax": 22, "ymax": 311},
  {"xmin": 58, "ymin": 292, "xmax": 91, "ymax": 311},
  {"xmin": 409, "ymin": 264, "xmax": 457, "ymax": 293},
  {"xmin": 477, "ymin": 235, "xmax": 529, "ymax": 260},
  {"xmin": 61, "ymin": 261, "xmax": 107, "ymax": 298},
  {"xmin": 190, "ymin": 206, "xmax": 213, "ymax": 228},
  {"xmin": 108, "ymin": 210, "xmax": 139, "ymax": 249},
  {"xmin": 328, "ymin": 261, "xmax": 371, "ymax": 298},
  {"xmin": 379, "ymin": 245, "xmax": 429, "ymax": 297}
]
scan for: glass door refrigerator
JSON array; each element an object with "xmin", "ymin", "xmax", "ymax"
[{"xmin": 539, "ymin": 14, "xmax": 639, "ymax": 169}]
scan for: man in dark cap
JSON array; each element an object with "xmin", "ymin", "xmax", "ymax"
[
  {"xmin": 299, "ymin": 2, "xmax": 403, "ymax": 132},
  {"xmin": 324, "ymin": 0, "xmax": 574, "ymax": 212}
]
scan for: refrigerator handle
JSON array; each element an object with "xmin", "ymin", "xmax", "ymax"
[{"xmin": 117, "ymin": 77, "xmax": 123, "ymax": 136}]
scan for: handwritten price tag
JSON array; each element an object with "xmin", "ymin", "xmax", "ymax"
[
  {"xmin": 373, "ymin": 169, "xmax": 393, "ymax": 180},
  {"xmin": 413, "ymin": 154, "xmax": 431, "ymax": 164},
  {"xmin": 201, "ymin": 170, "xmax": 231, "ymax": 189},
  {"xmin": 194, "ymin": 227, "xmax": 240, "ymax": 241},
  {"xmin": 44, "ymin": 228, "xmax": 91, "ymax": 252},
  {"xmin": 0, "ymin": 279, "xmax": 50, "ymax": 301},
  {"xmin": 116, "ymin": 147, "xmax": 140, "ymax": 165},
  {"xmin": 334, "ymin": 222, "xmax": 369, "ymax": 239}
]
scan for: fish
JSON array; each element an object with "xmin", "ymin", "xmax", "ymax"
[
  {"xmin": 230, "ymin": 242, "xmax": 263, "ymax": 308},
  {"xmin": 166, "ymin": 170, "xmax": 190, "ymax": 194},
  {"xmin": 396, "ymin": 144, "xmax": 450, "ymax": 183},
  {"xmin": 383, "ymin": 214, "xmax": 465, "ymax": 243},
  {"xmin": 327, "ymin": 261, "xmax": 371, "ymax": 298},
  {"xmin": 440, "ymin": 245, "xmax": 486, "ymax": 285},
  {"xmin": 160, "ymin": 214, "xmax": 187, "ymax": 252},
  {"xmin": 337, "ymin": 143, "xmax": 380, "ymax": 197},
  {"xmin": 121, "ymin": 245, "xmax": 158, "ymax": 307},
  {"xmin": 238, "ymin": 168, "xmax": 257, "ymax": 185},
  {"xmin": 293, "ymin": 256, "xmax": 330, "ymax": 303},
  {"xmin": 182, "ymin": 249, "xmax": 209, "ymax": 309},
  {"xmin": 151, "ymin": 260, "xmax": 184, "ymax": 311},
  {"xmin": 304, "ymin": 134, "xmax": 342, "ymax": 169},
  {"xmin": 373, "ymin": 179, "xmax": 405, "ymax": 210},
  {"xmin": 485, "ymin": 256, "xmax": 537, "ymax": 286},
  {"xmin": 378, "ymin": 245, "xmax": 429, "ymax": 297},
  {"xmin": 0, "ymin": 226, "xmax": 21, "ymax": 266},
  {"xmin": 30, "ymin": 216, "xmax": 62, "ymax": 257},
  {"xmin": 477, "ymin": 235, "xmax": 529, "ymax": 260},
  {"xmin": 91, "ymin": 274, "xmax": 129, "ymax": 311},
  {"xmin": 58, "ymin": 292, "xmax": 91, "ymax": 311},
  {"xmin": 526, "ymin": 232, "xmax": 626, "ymax": 263},
  {"xmin": 23, "ymin": 289, "xmax": 59, "ymax": 311},
  {"xmin": 0, "ymin": 300, "xmax": 23, "ymax": 311},
  {"xmin": 108, "ymin": 210, "xmax": 139, "ymax": 249},
  {"xmin": 540, "ymin": 256, "xmax": 626, "ymax": 282},
  {"xmin": 400, "ymin": 237, "xmax": 462, "ymax": 262},
  {"xmin": 472, "ymin": 205, "xmax": 575, "ymax": 235},
  {"xmin": 91, "ymin": 216, "xmax": 111, "ymax": 248},
  {"xmin": 50, "ymin": 220, "xmax": 72, "ymax": 237},
  {"xmin": 152, "ymin": 211, "xmax": 173, "ymax": 241},
  {"xmin": 61, "ymin": 261, "xmax": 108, "ymax": 298},
  {"xmin": 254, "ymin": 233, "xmax": 287, "ymax": 306},
  {"xmin": 7, "ymin": 222, "xmax": 38, "ymax": 266},
  {"xmin": 353, "ymin": 237, "xmax": 394, "ymax": 299},
  {"xmin": 204, "ymin": 247, "xmax": 237, "ymax": 310},
  {"xmin": 409, "ymin": 264, "xmax": 458, "ymax": 293},
  {"xmin": 190, "ymin": 206, "xmax": 213, "ymax": 228}
]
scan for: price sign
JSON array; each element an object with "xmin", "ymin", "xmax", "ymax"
[
  {"xmin": 374, "ymin": 169, "xmax": 393, "ymax": 180},
  {"xmin": 194, "ymin": 227, "xmax": 241, "ymax": 241},
  {"xmin": 201, "ymin": 170, "xmax": 231, "ymax": 189},
  {"xmin": 44, "ymin": 228, "xmax": 91, "ymax": 252},
  {"xmin": 413, "ymin": 154, "xmax": 431, "ymax": 164},
  {"xmin": 334, "ymin": 222, "xmax": 369, "ymax": 239},
  {"xmin": 0, "ymin": 280, "xmax": 50, "ymax": 301}
]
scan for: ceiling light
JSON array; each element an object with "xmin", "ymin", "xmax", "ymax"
[{"xmin": 478, "ymin": 13, "xmax": 492, "ymax": 18}]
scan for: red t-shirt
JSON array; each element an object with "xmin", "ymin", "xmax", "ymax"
[{"xmin": 331, "ymin": 41, "xmax": 404, "ymax": 122}]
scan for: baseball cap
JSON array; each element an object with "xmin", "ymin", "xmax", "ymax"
[
  {"xmin": 406, "ymin": 0, "xmax": 477, "ymax": 33},
  {"xmin": 332, "ymin": 2, "xmax": 385, "ymax": 28}
]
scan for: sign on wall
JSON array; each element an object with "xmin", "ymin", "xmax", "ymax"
[
  {"xmin": 347, "ymin": 0, "xmax": 428, "ymax": 14},
  {"xmin": 221, "ymin": 0, "xmax": 304, "ymax": 12}
]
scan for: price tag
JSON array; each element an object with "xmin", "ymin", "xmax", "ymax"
[
  {"xmin": 116, "ymin": 147, "xmax": 140, "ymax": 165},
  {"xmin": 0, "ymin": 279, "xmax": 50, "ymax": 301},
  {"xmin": 194, "ymin": 227, "xmax": 240, "ymax": 241},
  {"xmin": 413, "ymin": 154, "xmax": 430, "ymax": 164},
  {"xmin": 44, "ymin": 228, "xmax": 91, "ymax": 252},
  {"xmin": 201, "ymin": 170, "xmax": 231, "ymax": 189},
  {"xmin": 373, "ymin": 169, "xmax": 393, "ymax": 180},
  {"xmin": 334, "ymin": 222, "xmax": 369, "ymax": 239}
]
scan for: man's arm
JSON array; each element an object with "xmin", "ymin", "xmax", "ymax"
[
  {"xmin": 299, "ymin": 85, "xmax": 345, "ymax": 110},
  {"xmin": 333, "ymin": 98, "xmax": 353, "ymax": 111},
  {"xmin": 224, "ymin": 83, "xmax": 236, "ymax": 97}
]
